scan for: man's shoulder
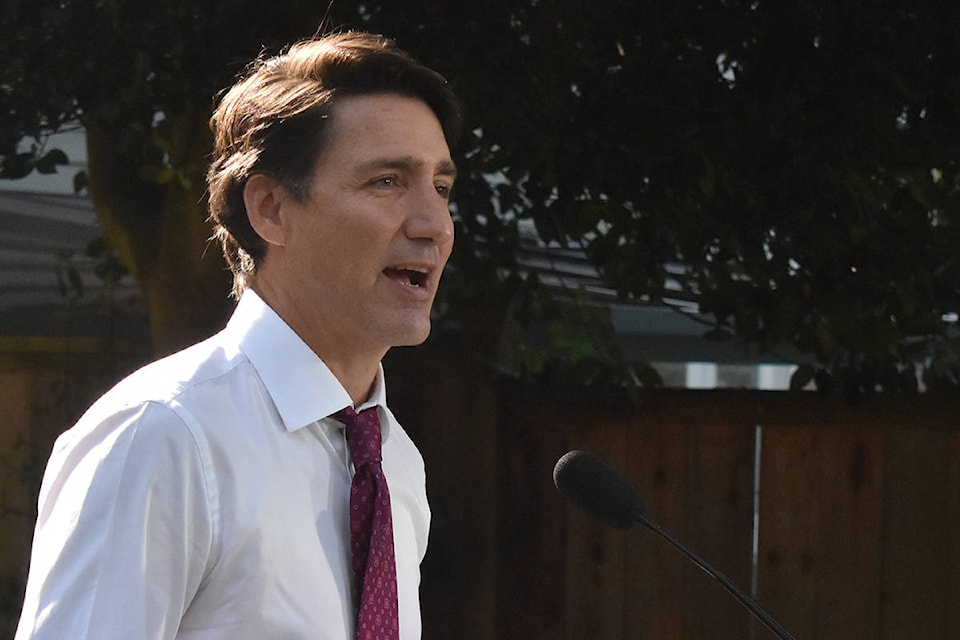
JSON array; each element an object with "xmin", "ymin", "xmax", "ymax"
[
  {"xmin": 96, "ymin": 329, "xmax": 250, "ymax": 413},
  {"xmin": 44, "ymin": 331, "xmax": 254, "ymax": 484}
]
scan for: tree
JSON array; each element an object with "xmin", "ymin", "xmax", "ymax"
[
  {"xmin": 1, "ymin": 0, "xmax": 336, "ymax": 354},
  {"xmin": 361, "ymin": 0, "xmax": 960, "ymax": 397},
  {"xmin": 2, "ymin": 0, "xmax": 958, "ymax": 395}
]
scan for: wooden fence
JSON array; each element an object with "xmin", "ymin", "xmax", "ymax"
[
  {"xmin": 386, "ymin": 347, "xmax": 960, "ymax": 640},
  {"xmin": 491, "ymin": 389, "xmax": 960, "ymax": 640},
  {"xmin": 2, "ymin": 341, "xmax": 958, "ymax": 639}
]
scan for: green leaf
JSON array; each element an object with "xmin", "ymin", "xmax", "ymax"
[
  {"xmin": 140, "ymin": 165, "xmax": 177, "ymax": 184},
  {"xmin": 789, "ymin": 365, "xmax": 816, "ymax": 391},
  {"xmin": 0, "ymin": 153, "xmax": 36, "ymax": 180},
  {"xmin": 631, "ymin": 361, "xmax": 664, "ymax": 388},
  {"xmin": 67, "ymin": 266, "xmax": 84, "ymax": 298},
  {"xmin": 35, "ymin": 148, "xmax": 69, "ymax": 174},
  {"xmin": 73, "ymin": 170, "xmax": 88, "ymax": 194}
]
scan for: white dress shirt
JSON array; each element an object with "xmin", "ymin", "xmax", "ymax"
[{"xmin": 15, "ymin": 291, "xmax": 430, "ymax": 639}]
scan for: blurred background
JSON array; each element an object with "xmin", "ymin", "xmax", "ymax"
[{"xmin": 1, "ymin": 1, "xmax": 958, "ymax": 638}]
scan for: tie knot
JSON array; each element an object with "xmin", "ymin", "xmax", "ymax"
[{"xmin": 335, "ymin": 406, "xmax": 382, "ymax": 467}]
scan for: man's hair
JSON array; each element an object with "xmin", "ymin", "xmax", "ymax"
[{"xmin": 207, "ymin": 31, "xmax": 462, "ymax": 298}]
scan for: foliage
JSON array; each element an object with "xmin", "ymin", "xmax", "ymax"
[
  {"xmin": 1, "ymin": 1, "xmax": 959, "ymax": 396},
  {"xmin": 358, "ymin": 1, "xmax": 960, "ymax": 397}
]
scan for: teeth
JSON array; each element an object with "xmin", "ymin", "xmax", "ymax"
[{"xmin": 384, "ymin": 266, "xmax": 430, "ymax": 288}]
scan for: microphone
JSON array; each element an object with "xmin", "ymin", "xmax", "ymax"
[
  {"xmin": 553, "ymin": 450, "xmax": 797, "ymax": 640},
  {"xmin": 552, "ymin": 448, "xmax": 649, "ymax": 530}
]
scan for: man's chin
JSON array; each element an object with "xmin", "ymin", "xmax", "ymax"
[{"xmin": 391, "ymin": 323, "xmax": 432, "ymax": 348}]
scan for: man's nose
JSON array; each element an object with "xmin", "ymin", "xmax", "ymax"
[{"xmin": 405, "ymin": 183, "xmax": 454, "ymax": 245}]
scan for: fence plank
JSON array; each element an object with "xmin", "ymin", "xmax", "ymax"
[
  {"xmin": 621, "ymin": 412, "xmax": 756, "ymax": 639},
  {"xmin": 682, "ymin": 419, "xmax": 756, "ymax": 639},
  {"xmin": 881, "ymin": 429, "xmax": 960, "ymax": 640},
  {"xmin": 494, "ymin": 392, "xmax": 571, "ymax": 640},
  {"xmin": 567, "ymin": 413, "xmax": 629, "ymax": 640},
  {"xmin": 758, "ymin": 425, "xmax": 884, "ymax": 640},
  {"xmin": 625, "ymin": 414, "xmax": 689, "ymax": 639}
]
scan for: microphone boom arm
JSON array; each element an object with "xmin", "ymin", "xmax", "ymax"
[{"xmin": 636, "ymin": 512, "xmax": 797, "ymax": 640}]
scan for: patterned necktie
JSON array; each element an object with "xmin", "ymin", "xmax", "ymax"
[{"xmin": 334, "ymin": 406, "xmax": 401, "ymax": 640}]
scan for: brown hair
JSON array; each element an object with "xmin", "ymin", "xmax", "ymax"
[{"xmin": 207, "ymin": 31, "xmax": 462, "ymax": 297}]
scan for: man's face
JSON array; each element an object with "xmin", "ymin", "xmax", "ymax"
[{"xmin": 262, "ymin": 93, "xmax": 456, "ymax": 359}]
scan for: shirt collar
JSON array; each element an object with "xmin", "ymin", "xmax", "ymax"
[{"xmin": 225, "ymin": 290, "xmax": 388, "ymax": 432}]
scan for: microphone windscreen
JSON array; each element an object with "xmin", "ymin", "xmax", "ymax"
[{"xmin": 553, "ymin": 450, "xmax": 647, "ymax": 530}]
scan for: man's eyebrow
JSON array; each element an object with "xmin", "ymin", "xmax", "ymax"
[
  {"xmin": 437, "ymin": 159, "xmax": 458, "ymax": 179},
  {"xmin": 358, "ymin": 156, "xmax": 458, "ymax": 179}
]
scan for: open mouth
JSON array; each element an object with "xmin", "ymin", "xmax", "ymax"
[{"xmin": 383, "ymin": 267, "xmax": 429, "ymax": 288}]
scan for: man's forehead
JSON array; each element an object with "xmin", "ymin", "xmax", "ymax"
[
  {"xmin": 330, "ymin": 92, "xmax": 444, "ymax": 131},
  {"xmin": 323, "ymin": 94, "xmax": 454, "ymax": 168}
]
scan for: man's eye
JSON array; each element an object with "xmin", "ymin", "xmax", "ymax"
[
  {"xmin": 435, "ymin": 184, "xmax": 452, "ymax": 199},
  {"xmin": 372, "ymin": 176, "xmax": 398, "ymax": 188}
]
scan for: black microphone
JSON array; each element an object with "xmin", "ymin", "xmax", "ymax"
[
  {"xmin": 553, "ymin": 450, "xmax": 797, "ymax": 640},
  {"xmin": 553, "ymin": 448, "xmax": 649, "ymax": 530}
]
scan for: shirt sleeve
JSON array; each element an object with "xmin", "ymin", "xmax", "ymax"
[{"xmin": 16, "ymin": 400, "xmax": 215, "ymax": 640}]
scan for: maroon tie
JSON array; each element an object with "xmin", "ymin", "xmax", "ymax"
[{"xmin": 335, "ymin": 406, "xmax": 401, "ymax": 640}]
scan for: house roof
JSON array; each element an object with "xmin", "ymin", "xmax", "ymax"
[
  {"xmin": 512, "ymin": 220, "xmax": 802, "ymax": 365},
  {"xmin": 0, "ymin": 188, "xmax": 146, "ymax": 342},
  {"xmin": 0, "ymin": 129, "xmax": 146, "ymax": 342}
]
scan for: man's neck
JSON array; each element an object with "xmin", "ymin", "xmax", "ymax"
[
  {"xmin": 251, "ymin": 282, "xmax": 386, "ymax": 406},
  {"xmin": 323, "ymin": 357, "xmax": 382, "ymax": 407}
]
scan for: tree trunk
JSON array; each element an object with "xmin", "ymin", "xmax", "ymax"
[{"xmin": 84, "ymin": 111, "xmax": 233, "ymax": 356}]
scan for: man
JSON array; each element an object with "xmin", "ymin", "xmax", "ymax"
[{"xmin": 16, "ymin": 31, "xmax": 461, "ymax": 639}]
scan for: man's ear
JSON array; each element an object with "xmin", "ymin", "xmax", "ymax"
[{"xmin": 243, "ymin": 174, "xmax": 288, "ymax": 247}]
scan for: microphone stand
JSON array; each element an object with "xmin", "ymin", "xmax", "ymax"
[{"xmin": 636, "ymin": 512, "xmax": 797, "ymax": 640}]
